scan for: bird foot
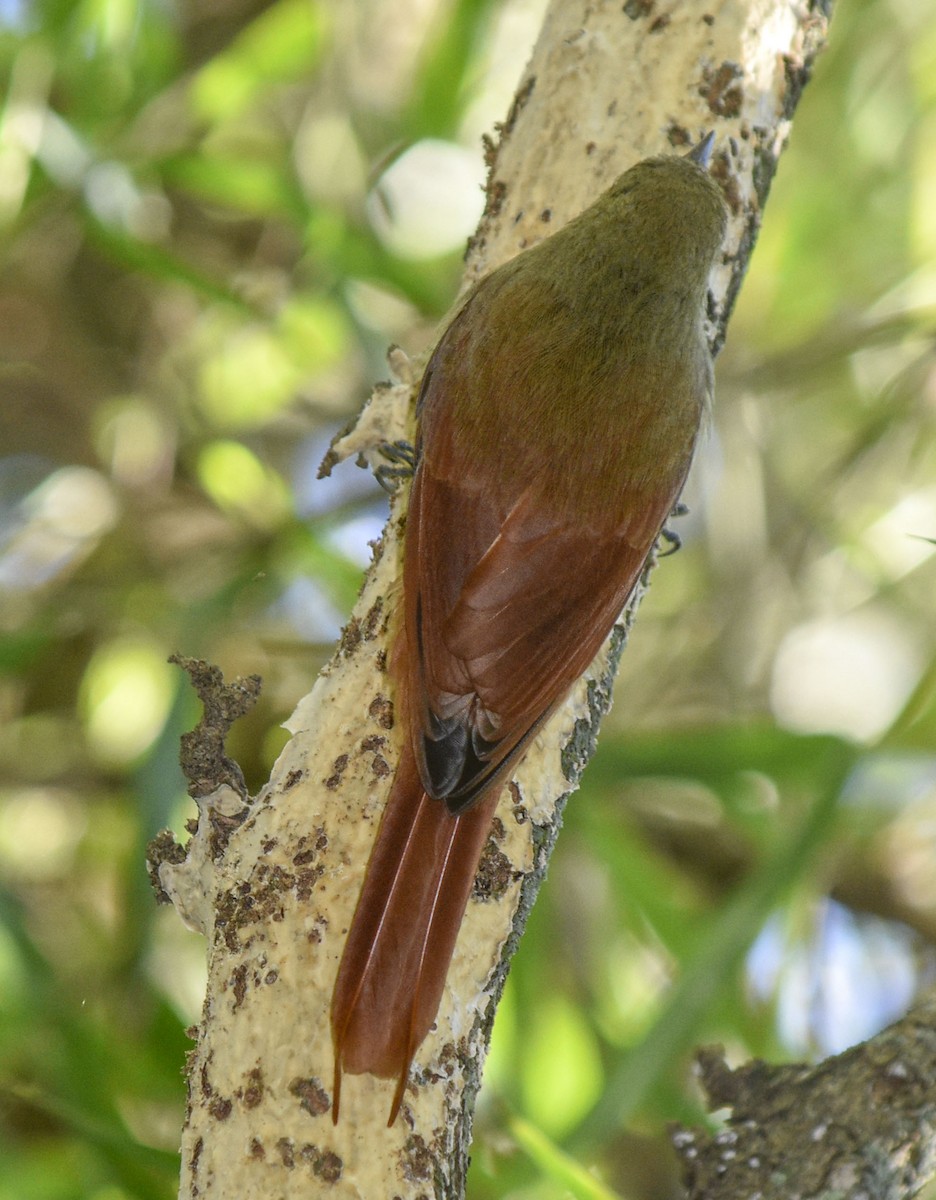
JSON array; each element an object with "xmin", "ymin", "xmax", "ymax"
[
  {"xmin": 375, "ymin": 440, "xmax": 417, "ymax": 493},
  {"xmin": 659, "ymin": 501, "xmax": 689, "ymax": 557}
]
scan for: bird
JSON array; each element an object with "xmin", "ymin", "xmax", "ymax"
[{"xmin": 330, "ymin": 133, "xmax": 728, "ymax": 1125}]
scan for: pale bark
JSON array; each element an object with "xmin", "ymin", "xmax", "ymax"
[{"xmin": 157, "ymin": 1, "xmax": 832, "ymax": 1196}]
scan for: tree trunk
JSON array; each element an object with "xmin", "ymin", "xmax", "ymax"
[{"xmin": 156, "ymin": 0, "xmax": 832, "ymax": 1195}]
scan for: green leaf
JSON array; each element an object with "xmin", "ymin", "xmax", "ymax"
[
  {"xmin": 581, "ymin": 736, "xmax": 852, "ymax": 1139},
  {"xmin": 508, "ymin": 1112, "xmax": 625, "ymax": 1200},
  {"xmin": 191, "ymin": 0, "xmax": 329, "ymax": 123}
]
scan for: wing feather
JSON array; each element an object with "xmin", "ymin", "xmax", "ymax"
[
  {"xmin": 405, "ymin": 446, "xmax": 689, "ymax": 811},
  {"xmin": 399, "ymin": 267, "xmax": 706, "ymax": 812}
]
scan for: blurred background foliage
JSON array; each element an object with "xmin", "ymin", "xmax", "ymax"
[{"xmin": 1, "ymin": 0, "xmax": 935, "ymax": 1196}]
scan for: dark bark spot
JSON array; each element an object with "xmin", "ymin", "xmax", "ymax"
[
  {"xmin": 289, "ymin": 1076, "xmax": 331, "ymax": 1118},
  {"xmin": 231, "ymin": 963, "xmax": 248, "ymax": 1010},
  {"xmin": 368, "ymin": 695, "xmax": 395, "ymax": 730},
  {"xmin": 699, "ymin": 61, "xmax": 744, "ymax": 117},
  {"xmin": 323, "ymin": 754, "xmax": 349, "ymax": 790}
]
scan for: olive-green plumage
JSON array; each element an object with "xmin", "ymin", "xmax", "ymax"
[
  {"xmin": 331, "ymin": 137, "xmax": 729, "ymax": 1124},
  {"xmin": 438, "ymin": 147, "xmax": 727, "ymax": 524}
]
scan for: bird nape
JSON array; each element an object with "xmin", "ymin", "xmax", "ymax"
[{"xmin": 330, "ymin": 133, "xmax": 728, "ymax": 1126}]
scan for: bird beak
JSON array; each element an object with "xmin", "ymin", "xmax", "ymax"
[{"xmin": 686, "ymin": 131, "xmax": 716, "ymax": 169}]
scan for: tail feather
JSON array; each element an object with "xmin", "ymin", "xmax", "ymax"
[{"xmin": 330, "ymin": 743, "xmax": 498, "ymax": 1124}]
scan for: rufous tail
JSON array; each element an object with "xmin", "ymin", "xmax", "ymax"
[{"xmin": 330, "ymin": 743, "xmax": 498, "ymax": 1125}]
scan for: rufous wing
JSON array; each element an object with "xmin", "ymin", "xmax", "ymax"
[{"xmin": 404, "ymin": 422, "xmax": 690, "ymax": 813}]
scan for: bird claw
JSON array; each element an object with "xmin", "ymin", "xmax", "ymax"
[
  {"xmin": 375, "ymin": 440, "xmax": 417, "ymax": 493},
  {"xmin": 659, "ymin": 502, "xmax": 689, "ymax": 557}
]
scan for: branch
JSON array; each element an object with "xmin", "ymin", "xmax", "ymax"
[
  {"xmin": 675, "ymin": 1000, "xmax": 936, "ymax": 1198},
  {"xmin": 157, "ymin": 1, "xmax": 833, "ymax": 1196}
]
